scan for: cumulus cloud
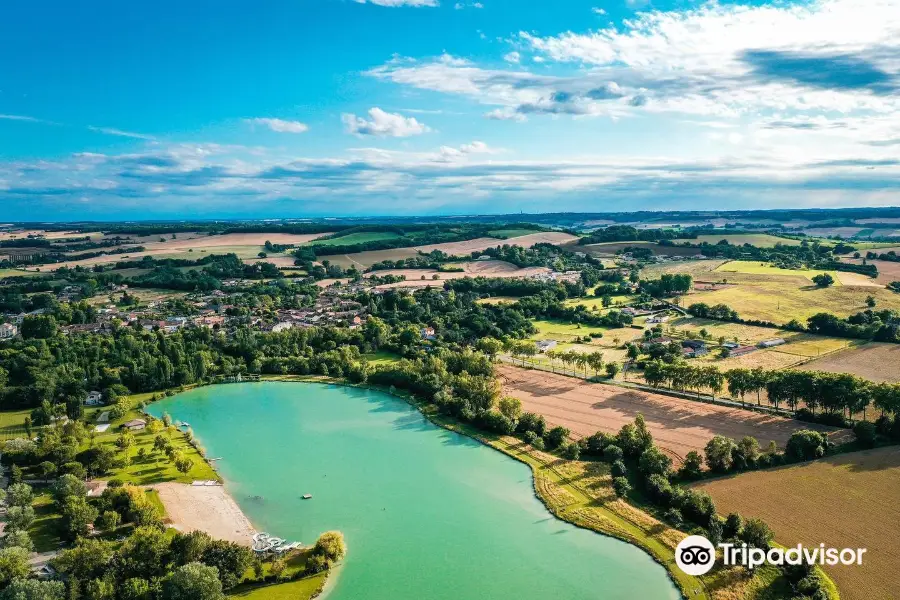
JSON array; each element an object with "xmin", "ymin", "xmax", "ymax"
[
  {"xmin": 504, "ymin": 51, "xmax": 521, "ymax": 63},
  {"xmin": 342, "ymin": 108, "xmax": 431, "ymax": 137},
  {"xmin": 245, "ymin": 118, "xmax": 309, "ymax": 133},
  {"xmin": 4, "ymin": 136, "xmax": 900, "ymax": 219}
]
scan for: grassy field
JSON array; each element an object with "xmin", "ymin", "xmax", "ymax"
[
  {"xmin": 685, "ymin": 270, "xmax": 900, "ymax": 323},
  {"xmin": 529, "ymin": 319, "xmax": 609, "ymax": 342},
  {"xmin": 88, "ymin": 392, "xmax": 218, "ymax": 485},
  {"xmin": 308, "ymin": 232, "xmax": 402, "ymax": 246},
  {"xmin": 675, "ymin": 233, "xmax": 801, "ymax": 247},
  {"xmin": 488, "ymin": 228, "xmax": 541, "ymax": 238},
  {"xmin": 227, "ymin": 574, "xmax": 328, "ymax": 599},
  {"xmin": 362, "ymin": 351, "xmax": 402, "ymax": 366},
  {"xmin": 0, "ymin": 268, "xmax": 43, "ymax": 278},
  {"xmin": 715, "ymin": 260, "xmax": 837, "ymax": 281},
  {"xmin": 696, "ymin": 447, "xmax": 900, "ymax": 600},
  {"xmin": 563, "ymin": 294, "xmax": 634, "ymax": 311},
  {"xmin": 0, "ymin": 408, "xmax": 34, "ymax": 440}
]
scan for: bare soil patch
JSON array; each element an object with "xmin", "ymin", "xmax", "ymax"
[
  {"xmin": 801, "ymin": 342, "xmax": 900, "ymax": 383},
  {"xmin": 498, "ymin": 365, "xmax": 850, "ymax": 463},
  {"xmin": 696, "ymin": 447, "xmax": 900, "ymax": 600},
  {"xmin": 153, "ymin": 482, "xmax": 255, "ymax": 546}
]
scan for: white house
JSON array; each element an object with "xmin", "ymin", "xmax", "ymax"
[
  {"xmin": 0, "ymin": 323, "xmax": 16, "ymax": 339},
  {"xmin": 84, "ymin": 391, "xmax": 103, "ymax": 406}
]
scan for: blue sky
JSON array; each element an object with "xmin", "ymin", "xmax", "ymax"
[{"xmin": 1, "ymin": 0, "xmax": 899, "ymax": 219}]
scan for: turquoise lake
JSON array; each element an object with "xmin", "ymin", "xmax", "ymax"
[{"xmin": 148, "ymin": 382, "xmax": 680, "ymax": 600}]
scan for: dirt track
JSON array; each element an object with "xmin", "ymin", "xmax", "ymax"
[{"xmin": 498, "ymin": 365, "xmax": 850, "ymax": 462}]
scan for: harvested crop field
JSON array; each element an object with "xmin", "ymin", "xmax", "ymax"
[
  {"xmin": 801, "ymin": 342, "xmax": 900, "ymax": 383},
  {"xmin": 842, "ymin": 257, "xmax": 900, "ymax": 284},
  {"xmin": 581, "ymin": 241, "xmax": 704, "ymax": 257},
  {"xmin": 498, "ymin": 365, "xmax": 849, "ymax": 463},
  {"xmin": 322, "ymin": 232, "xmax": 577, "ymax": 269},
  {"xmin": 370, "ymin": 260, "xmax": 550, "ymax": 289},
  {"xmin": 696, "ymin": 446, "xmax": 900, "ymax": 600},
  {"xmin": 33, "ymin": 232, "xmax": 331, "ymax": 271},
  {"xmin": 685, "ymin": 271, "xmax": 900, "ymax": 323},
  {"xmin": 674, "ymin": 233, "xmax": 800, "ymax": 247},
  {"xmin": 321, "ymin": 248, "xmax": 421, "ymax": 269},
  {"xmin": 415, "ymin": 231, "xmax": 578, "ymax": 254}
]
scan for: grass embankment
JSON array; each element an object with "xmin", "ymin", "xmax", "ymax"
[{"xmin": 228, "ymin": 548, "xmax": 330, "ymax": 599}]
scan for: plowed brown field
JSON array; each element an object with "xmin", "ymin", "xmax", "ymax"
[
  {"xmin": 696, "ymin": 447, "xmax": 900, "ymax": 600},
  {"xmin": 498, "ymin": 365, "xmax": 850, "ymax": 463}
]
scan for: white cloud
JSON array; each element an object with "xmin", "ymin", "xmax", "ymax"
[
  {"xmin": 354, "ymin": 0, "xmax": 438, "ymax": 6},
  {"xmin": 503, "ymin": 51, "xmax": 521, "ymax": 63},
  {"xmin": 342, "ymin": 108, "xmax": 432, "ymax": 137},
  {"xmin": 245, "ymin": 118, "xmax": 309, "ymax": 133},
  {"xmin": 484, "ymin": 108, "xmax": 527, "ymax": 122},
  {"xmin": 87, "ymin": 126, "xmax": 156, "ymax": 140},
  {"xmin": 591, "ymin": 7, "xmax": 606, "ymax": 15},
  {"xmin": 0, "ymin": 114, "xmax": 41, "ymax": 122},
  {"xmin": 520, "ymin": 0, "xmax": 900, "ymax": 115}
]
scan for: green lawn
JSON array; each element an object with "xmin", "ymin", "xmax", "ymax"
[
  {"xmin": 227, "ymin": 574, "xmax": 328, "ymax": 599},
  {"xmin": 83, "ymin": 390, "xmax": 218, "ymax": 485},
  {"xmin": 563, "ymin": 294, "xmax": 634, "ymax": 311},
  {"xmin": 29, "ymin": 493, "xmax": 64, "ymax": 552},
  {"xmin": 0, "ymin": 408, "xmax": 32, "ymax": 440},
  {"xmin": 362, "ymin": 351, "xmax": 402, "ymax": 366},
  {"xmin": 529, "ymin": 319, "xmax": 608, "ymax": 342},
  {"xmin": 309, "ymin": 232, "xmax": 402, "ymax": 246}
]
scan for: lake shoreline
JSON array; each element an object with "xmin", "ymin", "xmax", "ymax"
[{"xmin": 255, "ymin": 375, "xmax": 697, "ymax": 599}]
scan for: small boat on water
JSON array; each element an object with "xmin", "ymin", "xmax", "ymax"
[{"xmin": 302, "ymin": 494, "xmax": 312, "ymax": 500}]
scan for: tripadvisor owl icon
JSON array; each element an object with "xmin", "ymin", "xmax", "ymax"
[{"xmin": 675, "ymin": 535, "xmax": 716, "ymax": 576}]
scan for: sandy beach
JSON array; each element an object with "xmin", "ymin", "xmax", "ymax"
[{"xmin": 153, "ymin": 482, "xmax": 255, "ymax": 546}]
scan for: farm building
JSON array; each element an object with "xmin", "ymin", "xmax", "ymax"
[
  {"xmin": 758, "ymin": 338, "xmax": 787, "ymax": 348},
  {"xmin": 681, "ymin": 340, "xmax": 709, "ymax": 358},
  {"xmin": 421, "ymin": 327, "xmax": 436, "ymax": 340},
  {"xmin": 728, "ymin": 345, "xmax": 757, "ymax": 357}
]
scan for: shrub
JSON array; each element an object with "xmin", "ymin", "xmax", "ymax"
[
  {"xmin": 611, "ymin": 460, "xmax": 627, "ymax": 478},
  {"xmin": 739, "ymin": 518, "xmax": 773, "ymax": 549},
  {"xmin": 664, "ymin": 508, "xmax": 683, "ymax": 528},
  {"xmin": 603, "ymin": 444, "xmax": 624, "ymax": 463},
  {"xmin": 545, "ymin": 426, "xmax": 570, "ymax": 450},
  {"xmin": 785, "ymin": 430, "xmax": 828, "ymax": 462},
  {"xmin": 561, "ymin": 442, "xmax": 580, "ymax": 460},
  {"xmin": 853, "ymin": 421, "xmax": 878, "ymax": 448},
  {"xmin": 612, "ymin": 477, "xmax": 631, "ymax": 497},
  {"xmin": 677, "ymin": 451, "xmax": 704, "ymax": 480}
]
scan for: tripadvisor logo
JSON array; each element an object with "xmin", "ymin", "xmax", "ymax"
[{"xmin": 675, "ymin": 535, "xmax": 867, "ymax": 576}]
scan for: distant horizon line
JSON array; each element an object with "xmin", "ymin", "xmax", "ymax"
[{"xmin": 6, "ymin": 205, "xmax": 900, "ymax": 225}]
